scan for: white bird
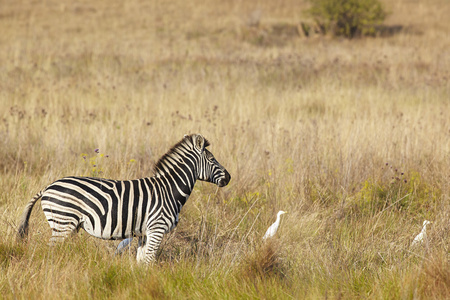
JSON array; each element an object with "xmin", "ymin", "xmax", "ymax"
[
  {"xmin": 115, "ymin": 237, "xmax": 133, "ymax": 255},
  {"xmin": 262, "ymin": 210, "xmax": 287, "ymax": 240},
  {"xmin": 411, "ymin": 220, "xmax": 432, "ymax": 246}
]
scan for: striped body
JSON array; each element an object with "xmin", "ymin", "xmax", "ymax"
[
  {"xmin": 42, "ymin": 176, "xmax": 182, "ymax": 240},
  {"xmin": 18, "ymin": 134, "xmax": 231, "ymax": 264}
]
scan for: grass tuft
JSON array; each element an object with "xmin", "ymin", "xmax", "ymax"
[{"xmin": 241, "ymin": 240, "xmax": 287, "ymax": 281}]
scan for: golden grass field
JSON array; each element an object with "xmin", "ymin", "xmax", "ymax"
[{"xmin": 0, "ymin": 0, "xmax": 449, "ymax": 298}]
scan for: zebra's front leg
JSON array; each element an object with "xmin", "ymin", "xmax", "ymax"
[
  {"xmin": 137, "ymin": 229, "xmax": 164, "ymax": 264},
  {"xmin": 136, "ymin": 236, "xmax": 146, "ymax": 262}
]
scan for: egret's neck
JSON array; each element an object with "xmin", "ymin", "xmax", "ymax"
[
  {"xmin": 276, "ymin": 214, "xmax": 283, "ymax": 223},
  {"xmin": 421, "ymin": 225, "xmax": 428, "ymax": 234}
]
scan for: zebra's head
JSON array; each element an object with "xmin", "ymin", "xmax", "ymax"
[{"xmin": 188, "ymin": 134, "xmax": 231, "ymax": 187}]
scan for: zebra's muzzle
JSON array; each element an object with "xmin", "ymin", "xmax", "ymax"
[{"xmin": 218, "ymin": 169, "xmax": 231, "ymax": 187}]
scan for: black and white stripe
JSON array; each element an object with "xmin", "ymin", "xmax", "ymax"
[{"xmin": 18, "ymin": 134, "xmax": 231, "ymax": 264}]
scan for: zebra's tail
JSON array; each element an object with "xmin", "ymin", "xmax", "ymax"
[{"xmin": 17, "ymin": 190, "xmax": 43, "ymax": 240}]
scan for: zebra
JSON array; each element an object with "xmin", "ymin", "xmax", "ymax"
[{"xmin": 17, "ymin": 134, "xmax": 231, "ymax": 264}]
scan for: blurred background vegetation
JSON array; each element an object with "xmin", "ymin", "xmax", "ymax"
[{"xmin": 306, "ymin": 0, "xmax": 387, "ymax": 38}]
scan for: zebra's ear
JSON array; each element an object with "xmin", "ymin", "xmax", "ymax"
[{"xmin": 195, "ymin": 135, "xmax": 206, "ymax": 153}]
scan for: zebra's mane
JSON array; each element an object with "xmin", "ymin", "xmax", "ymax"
[{"xmin": 153, "ymin": 134, "xmax": 210, "ymax": 175}]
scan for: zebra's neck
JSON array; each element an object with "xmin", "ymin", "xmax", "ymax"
[{"xmin": 153, "ymin": 140, "xmax": 198, "ymax": 206}]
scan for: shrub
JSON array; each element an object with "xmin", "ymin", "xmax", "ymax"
[{"xmin": 307, "ymin": 0, "xmax": 387, "ymax": 38}]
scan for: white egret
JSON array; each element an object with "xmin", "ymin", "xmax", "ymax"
[
  {"xmin": 411, "ymin": 220, "xmax": 432, "ymax": 246},
  {"xmin": 115, "ymin": 237, "xmax": 133, "ymax": 255},
  {"xmin": 262, "ymin": 210, "xmax": 287, "ymax": 240}
]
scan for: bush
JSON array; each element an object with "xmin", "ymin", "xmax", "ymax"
[{"xmin": 307, "ymin": 0, "xmax": 387, "ymax": 38}]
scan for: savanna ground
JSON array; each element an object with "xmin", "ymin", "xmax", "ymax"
[{"xmin": 0, "ymin": 0, "xmax": 449, "ymax": 298}]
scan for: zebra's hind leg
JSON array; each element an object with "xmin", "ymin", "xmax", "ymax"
[
  {"xmin": 46, "ymin": 220, "xmax": 80, "ymax": 245},
  {"xmin": 42, "ymin": 202, "xmax": 82, "ymax": 245},
  {"xmin": 48, "ymin": 229, "xmax": 72, "ymax": 245}
]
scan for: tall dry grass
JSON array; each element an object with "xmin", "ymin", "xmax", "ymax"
[{"xmin": 0, "ymin": 0, "xmax": 449, "ymax": 298}]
